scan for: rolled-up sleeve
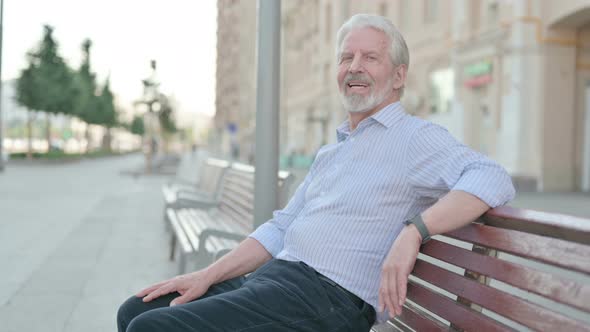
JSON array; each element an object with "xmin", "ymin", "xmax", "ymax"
[
  {"xmin": 249, "ymin": 171, "xmax": 313, "ymax": 256},
  {"xmin": 406, "ymin": 123, "xmax": 515, "ymax": 207}
]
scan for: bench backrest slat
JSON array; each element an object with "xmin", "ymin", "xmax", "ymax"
[
  {"xmin": 212, "ymin": 161, "xmax": 293, "ymax": 232},
  {"xmin": 446, "ymin": 224, "xmax": 590, "ymax": 274},
  {"xmin": 421, "ymin": 239, "xmax": 590, "ymax": 312},
  {"xmin": 407, "ymin": 281, "xmax": 513, "ymax": 332},
  {"xmin": 200, "ymin": 158, "xmax": 230, "ymax": 199},
  {"xmin": 484, "ymin": 206, "xmax": 590, "ymax": 245},
  {"xmin": 413, "ymin": 259, "xmax": 588, "ymax": 331},
  {"xmin": 396, "ymin": 207, "xmax": 590, "ymax": 332}
]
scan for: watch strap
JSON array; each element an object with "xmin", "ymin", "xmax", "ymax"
[{"xmin": 404, "ymin": 214, "xmax": 431, "ymax": 244}]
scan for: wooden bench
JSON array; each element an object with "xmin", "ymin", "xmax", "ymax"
[
  {"xmin": 162, "ymin": 157, "xmax": 230, "ymax": 214},
  {"xmin": 166, "ymin": 162, "xmax": 293, "ymax": 273},
  {"xmin": 375, "ymin": 206, "xmax": 590, "ymax": 332}
]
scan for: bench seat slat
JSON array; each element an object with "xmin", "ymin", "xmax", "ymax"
[
  {"xmin": 392, "ymin": 302, "xmax": 449, "ymax": 332},
  {"xmin": 406, "ymin": 281, "xmax": 514, "ymax": 332},
  {"xmin": 167, "ymin": 209, "xmax": 192, "ymax": 254},
  {"xmin": 421, "ymin": 239, "xmax": 590, "ymax": 312},
  {"xmin": 412, "ymin": 259, "xmax": 590, "ymax": 332},
  {"xmin": 176, "ymin": 209, "xmax": 202, "ymax": 251},
  {"xmin": 445, "ymin": 223, "xmax": 590, "ymax": 274}
]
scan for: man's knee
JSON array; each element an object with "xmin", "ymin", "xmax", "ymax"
[
  {"xmin": 125, "ymin": 311, "xmax": 164, "ymax": 332},
  {"xmin": 117, "ymin": 296, "xmax": 148, "ymax": 331}
]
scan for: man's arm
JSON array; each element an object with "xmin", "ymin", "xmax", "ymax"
[
  {"xmin": 138, "ymin": 238, "xmax": 271, "ymax": 305},
  {"xmin": 378, "ymin": 190, "xmax": 489, "ymax": 317},
  {"xmin": 379, "ymin": 123, "xmax": 515, "ymax": 318}
]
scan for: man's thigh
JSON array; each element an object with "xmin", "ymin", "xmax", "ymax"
[
  {"xmin": 117, "ymin": 275, "xmax": 246, "ymax": 332},
  {"xmin": 125, "ymin": 260, "xmax": 374, "ymax": 332}
]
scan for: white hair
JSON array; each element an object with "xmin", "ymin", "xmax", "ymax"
[{"xmin": 336, "ymin": 14, "xmax": 410, "ymax": 95}]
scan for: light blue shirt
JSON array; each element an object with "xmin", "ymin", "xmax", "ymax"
[{"xmin": 250, "ymin": 102, "xmax": 515, "ymax": 319}]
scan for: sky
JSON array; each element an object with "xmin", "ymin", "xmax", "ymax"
[{"xmin": 3, "ymin": 0, "xmax": 217, "ymax": 119}]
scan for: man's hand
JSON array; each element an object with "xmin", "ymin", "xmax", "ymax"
[
  {"xmin": 378, "ymin": 224, "xmax": 422, "ymax": 318},
  {"xmin": 136, "ymin": 269, "xmax": 215, "ymax": 306}
]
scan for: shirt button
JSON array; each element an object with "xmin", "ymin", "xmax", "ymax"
[
  {"xmin": 320, "ymin": 191, "xmax": 326, "ymax": 196},
  {"xmin": 350, "ymin": 137, "xmax": 355, "ymax": 142}
]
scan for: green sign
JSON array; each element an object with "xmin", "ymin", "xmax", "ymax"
[{"xmin": 464, "ymin": 61, "xmax": 492, "ymax": 77}]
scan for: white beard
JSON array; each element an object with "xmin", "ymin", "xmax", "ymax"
[{"xmin": 339, "ymin": 76, "xmax": 394, "ymax": 113}]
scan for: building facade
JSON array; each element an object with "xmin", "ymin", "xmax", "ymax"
[
  {"xmin": 215, "ymin": 0, "xmax": 258, "ymax": 161},
  {"xmin": 215, "ymin": 0, "xmax": 590, "ymax": 192}
]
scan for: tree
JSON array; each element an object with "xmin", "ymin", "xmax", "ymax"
[
  {"xmin": 15, "ymin": 55, "xmax": 42, "ymax": 159},
  {"xmin": 157, "ymin": 93, "xmax": 177, "ymax": 134},
  {"xmin": 73, "ymin": 39, "xmax": 101, "ymax": 152},
  {"xmin": 15, "ymin": 25, "xmax": 75, "ymax": 157},
  {"xmin": 97, "ymin": 77, "xmax": 117, "ymax": 151},
  {"xmin": 130, "ymin": 115, "xmax": 145, "ymax": 136}
]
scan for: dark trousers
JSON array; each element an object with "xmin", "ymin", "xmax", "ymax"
[{"xmin": 117, "ymin": 259, "xmax": 376, "ymax": 331}]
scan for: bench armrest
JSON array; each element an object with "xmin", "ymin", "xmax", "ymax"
[
  {"xmin": 169, "ymin": 198, "xmax": 218, "ymax": 210},
  {"xmin": 198, "ymin": 229, "xmax": 247, "ymax": 252}
]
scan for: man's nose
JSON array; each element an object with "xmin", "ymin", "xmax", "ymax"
[{"xmin": 348, "ymin": 54, "xmax": 364, "ymax": 73}]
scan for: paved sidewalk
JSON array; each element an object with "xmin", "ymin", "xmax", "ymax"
[{"xmin": 0, "ymin": 154, "xmax": 176, "ymax": 332}]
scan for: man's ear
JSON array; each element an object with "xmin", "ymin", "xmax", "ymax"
[{"xmin": 392, "ymin": 64, "xmax": 408, "ymax": 90}]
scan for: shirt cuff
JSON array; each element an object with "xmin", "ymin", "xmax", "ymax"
[
  {"xmin": 249, "ymin": 223, "xmax": 285, "ymax": 257},
  {"xmin": 452, "ymin": 167, "xmax": 516, "ymax": 208}
]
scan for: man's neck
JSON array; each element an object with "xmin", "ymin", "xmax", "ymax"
[{"xmin": 348, "ymin": 96, "xmax": 400, "ymax": 131}]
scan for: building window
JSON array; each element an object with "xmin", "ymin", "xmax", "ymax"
[{"xmin": 424, "ymin": 0, "xmax": 438, "ymax": 24}]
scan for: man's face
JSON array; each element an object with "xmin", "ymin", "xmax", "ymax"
[{"xmin": 337, "ymin": 27, "xmax": 399, "ymax": 113}]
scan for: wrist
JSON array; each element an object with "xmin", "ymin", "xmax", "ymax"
[
  {"xmin": 402, "ymin": 223, "xmax": 423, "ymax": 244},
  {"xmin": 201, "ymin": 266, "xmax": 222, "ymax": 285},
  {"xmin": 403, "ymin": 213, "xmax": 432, "ymax": 244}
]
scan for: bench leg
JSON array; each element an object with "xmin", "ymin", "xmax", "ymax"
[
  {"xmin": 169, "ymin": 233, "xmax": 176, "ymax": 261},
  {"xmin": 163, "ymin": 209, "xmax": 171, "ymax": 232}
]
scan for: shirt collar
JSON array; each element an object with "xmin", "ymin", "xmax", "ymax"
[{"xmin": 335, "ymin": 102, "xmax": 405, "ymax": 143}]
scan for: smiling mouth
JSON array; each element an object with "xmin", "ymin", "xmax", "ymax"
[{"xmin": 347, "ymin": 82, "xmax": 369, "ymax": 88}]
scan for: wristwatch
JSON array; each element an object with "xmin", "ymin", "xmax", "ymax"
[{"xmin": 403, "ymin": 214, "xmax": 431, "ymax": 244}]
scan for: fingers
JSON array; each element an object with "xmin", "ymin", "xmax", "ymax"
[
  {"xmin": 170, "ymin": 287, "xmax": 201, "ymax": 306},
  {"xmin": 379, "ymin": 270, "xmax": 397, "ymax": 318},
  {"xmin": 379, "ymin": 268, "xmax": 407, "ymax": 318},
  {"xmin": 136, "ymin": 280, "xmax": 168, "ymax": 298},
  {"xmin": 142, "ymin": 283, "xmax": 176, "ymax": 303},
  {"xmin": 397, "ymin": 272, "xmax": 408, "ymax": 309},
  {"xmin": 388, "ymin": 271, "xmax": 400, "ymax": 317}
]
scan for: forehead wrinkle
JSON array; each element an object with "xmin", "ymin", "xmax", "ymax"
[{"xmin": 341, "ymin": 28, "xmax": 389, "ymax": 56}]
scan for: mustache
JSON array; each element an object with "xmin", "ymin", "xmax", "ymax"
[{"xmin": 343, "ymin": 74, "xmax": 374, "ymax": 86}]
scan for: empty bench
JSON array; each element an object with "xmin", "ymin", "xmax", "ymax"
[
  {"xmin": 162, "ymin": 157, "xmax": 230, "ymax": 211},
  {"xmin": 167, "ymin": 162, "xmax": 293, "ymax": 273},
  {"xmin": 376, "ymin": 206, "xmax": 590, "ymax": 332}
]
